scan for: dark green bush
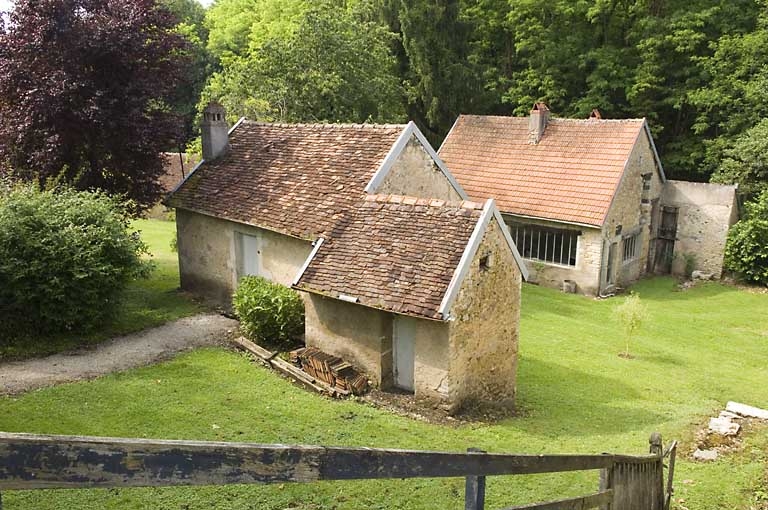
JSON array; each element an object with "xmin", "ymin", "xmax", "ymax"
[
  {"xmin": 724, "ymin": 190, "xmax": 768, "ymax": 285},
  {"xmin": 0, "ymin": 185, "xmax": 151, "ymax": 336},
  {"xmin": 232, "ymin": 276, "xmax": 304, "ymax": 345}
]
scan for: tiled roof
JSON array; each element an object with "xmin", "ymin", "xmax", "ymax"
[
  {"xmin": 295, "ymin": 194, "xmax": 485, "ymax": 320},
  {"xmin": 438, "ymin": 115, "xmax": 647, "ymax": 227},
  {"xmin": 167, "ymin": 121, "xmax": 406, "ymax": 239},
  {"xmin": 159, "ymin": 153, "xmax": 199, "ymax": 195}
]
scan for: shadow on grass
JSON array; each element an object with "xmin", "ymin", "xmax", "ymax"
[{"xmin": 516, "ymin": 357, "xmax": 666, "ymax": 438}]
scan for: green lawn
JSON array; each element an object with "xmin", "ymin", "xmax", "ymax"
[
  {"xmin": 0, "ymin": 219, "xmax": 201, "ymax": 360},
  {"xmin": 1, "ymin": 273, "xmax": 767, "ymax": 508}
]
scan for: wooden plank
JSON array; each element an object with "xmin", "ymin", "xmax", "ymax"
[
  {"xmin": 465, "ymin": 448, "xmax": 486, "ymax": 510},
  {"xmin": 0, "ymin": 432, "xmax": 616, "ymax": 490},
  {"xmin": 664, "ymin": 442, "xmax": 677, "ymax": 510},
  {"xmin": 501, "ymin": 490, "xmax": 613, "ymax": 510},
  {"xmin": 232, "ymin": 337, "xmax": 349, "ymax": 397}
]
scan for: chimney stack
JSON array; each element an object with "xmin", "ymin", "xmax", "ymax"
[
  {"xmin": 201, "ymin": 102, "xmax": 229, "ymax": 161},
  {"xmin": 528, "ymin": 102, "xmax": 550, "ymax": 144}
]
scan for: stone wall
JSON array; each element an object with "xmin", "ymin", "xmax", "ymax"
[
  {"xmin": 373, "ymin": 136, "xmax": 464, "ymax": 201},
  {"xmin": 601, "ymin": 129, "xmax": 664, "ymax": 291},
  {"xmin": 503, "ymin": 213, "xmax": 603, "ymax": 295},
  {"xmin": 175, "ymin": 209, "xmax": 312, "ymax": 307},
  {"xmin": 304, "ymin": 294, "xmax": 393, "ymax": 386},
  {"xmin": 447, "ymin": 217, "xmax": 521, "ymax": 411},
  {"xmin": 662, "ymin": 180, "xmax": 738, "ymax": 277}
]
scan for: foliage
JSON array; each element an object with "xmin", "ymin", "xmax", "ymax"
[
  {"xmin": 204, "ymin": 2, "xmax": 404, "ymax": 123},
  {"xmin": 0, "ymin": 218, "xmax": 200, "ymax": 361},
  {"xmin": 0, "ymin": 186, "xmax": 151, "ymax": 338},
  {"xmin": 712, "ymin": 119, "xmax": 768, "ymax": 197},
  {"xmin": 2, "ymin": 278, "xmax": 768, "ymax": 508},
  {"xmin": 0, "ymin": 0, "xmax": 192, "ymax": 211},
  {"xmin": 613, "ymin": 293, "xmax": 648, "ymax": 358},
  {"xmin": 232, "ymin": 276, "xmax": 304, "ymax": 345},
  {"xmin": 724, "ymin": 190, "xmax": 768, "ymax": 285}
]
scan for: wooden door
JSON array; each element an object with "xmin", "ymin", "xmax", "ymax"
[
  {"xmin": 239, "ymin": 233, "xmax": 261, "ymax": 277},
  {"xmin": 653, "ymin": 207, "xmax": 678, "ymax": 274},
  {"xmin": 393, "ymin": 316, "xmax": 415, "ymax": 392},
  {"xmin": 606, "ymin": 242, "xmax": 618, "ymax": 286}
]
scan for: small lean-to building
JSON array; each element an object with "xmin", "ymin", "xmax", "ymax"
[
  {"xmin": 166, "ymin": 104, "xmax": 528, "ymax": 410},
  {"xmin": 439, "ymin": 104, "xmax": 738, "ymax": 294},
  {"xmin": 293, "ymin": 194, "xmax": 526, "ymax": 410}
]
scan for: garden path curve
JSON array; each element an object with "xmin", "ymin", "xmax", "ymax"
[{"xmin": 0, "ymin": 314, "xmax": 239, "ymax": 395}]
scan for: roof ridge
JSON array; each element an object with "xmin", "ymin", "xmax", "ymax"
[
  {"xmin": 459, "ymin": 113, "xmax": 645, "ymax": 123},
  {"xmin": 242, "ymin": 120, "xmax": 408, "ymax": 130},
  {"xmin": 364, "ymin": 193, "xmax": 484, "ymax": 210}
]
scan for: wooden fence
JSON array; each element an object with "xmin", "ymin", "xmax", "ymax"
[{"xmin": 0, "ymin": 431, "xmax": 677, "ymax": 510}]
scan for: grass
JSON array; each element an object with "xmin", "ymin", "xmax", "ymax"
[
  {"xmin": 0, "ymin": 218, "xmax": 201, "ymax": 361},
  {"xmin": 0, "ymin": 276, "xmax": 767, "ymax": 508}
]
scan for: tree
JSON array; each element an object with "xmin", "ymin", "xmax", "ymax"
[
  {"xmin": 205, "ymin": 2, "xmax": 404, "ymax": 124},
  {"xmin": 614, "ymin": 293, "xmax": 648, "ymax": 359},
  {"xmin": 712, "ymin": 119, "xmax": 768, "ymax": 197},
  {"xmin": 0, "ymin": 0, "xmax": 191, "ymax": 211},
  {"xmin": 724, "ymin": 190, "xmax": 768, "ymax": 285}
]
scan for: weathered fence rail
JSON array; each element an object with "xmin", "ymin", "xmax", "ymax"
[{"xmin": 0, "ymin": 431, "xmax": 676, "ymax": 510}]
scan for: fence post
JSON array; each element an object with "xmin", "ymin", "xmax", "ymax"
[
  {"xmin": 649, "ymin": 432, "xmax": 662, "ymax": 456},
  {"xmin": 465, "ymin": 448, "xmax": 486, "ymax": 510},
  {"xmin": 598, "ymin": 460, "xmax": 614, "ymax": 510},
  {"xmin": 650, "ymin": 432, "xmax": 664, "ymax": 510}
]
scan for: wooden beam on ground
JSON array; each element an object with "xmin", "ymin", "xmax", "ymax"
[
  {"xmin": 500, "ymin": 490, "xmax": 613, "ymax": 510},
  {"xmin": 0, "ymin": 432, "xmax": 615, "ymax": 490},
  {"xmin": 232, "ymin": 337, "xmax": 349, "ymax": 397}
]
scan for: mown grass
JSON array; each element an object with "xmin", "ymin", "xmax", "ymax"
[
  {"xmin": 1, "ymin": 277, "xmax": 767, "ymax": 508},
  {"xmin": 0, "ymin": 218, "xmax": 201, "ymax": 360}
]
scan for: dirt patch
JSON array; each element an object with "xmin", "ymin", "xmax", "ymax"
[
  {"xmin": 0, "ymin": 313, "xmax": 239, "ymax": 396},
  {"xmin": 360, "ymin": 389, "xmax": 517, "ymax": 426}
]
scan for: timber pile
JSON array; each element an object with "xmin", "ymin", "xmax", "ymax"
[
  {"xmin": 233, "ymin": 337, "xmax": 349, "ymax": 398},
  {"xmin": 290, "ymin": 347, "xmax": 369, "ymax": 395}
]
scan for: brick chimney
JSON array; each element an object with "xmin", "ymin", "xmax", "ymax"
[
  {"xmin": 528, "ymin": 102, "xmax": 550, "ymax": 144},
  {"xmin": 201, "ymin": 102, "xmax": 229, "ymax": 161}
]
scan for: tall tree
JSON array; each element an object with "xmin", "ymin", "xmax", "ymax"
[
  {"xmin": 0, "ymin": 0, "xmax": 191, "ymax": 210},
  {"xmin": 205, "ymin": 2, "xmax": 404, "ymax": 124}
]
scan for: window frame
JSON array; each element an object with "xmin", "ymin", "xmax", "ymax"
[
  {"xmin": 622, "ymin": 231, "xmax": 641, "ymax": 263},
  {"xmin": 507, "ymin": 221, "xmax": 580, "ymax": 268}
]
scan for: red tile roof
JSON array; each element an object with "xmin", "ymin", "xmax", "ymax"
[
  {"xmin": 438, "ymin": 115, "xmax": 648, "ymax": 227},
  {"xmin": 167, "ymin": 122, "xmax": 405, "ymax": 239},
  {"xmin": 159, "ymin": 152, "xmax": 199, "ymax": 195},
  {"xmin": 295, "ymin": 195, "xmax": 485, "ymax": 320}
]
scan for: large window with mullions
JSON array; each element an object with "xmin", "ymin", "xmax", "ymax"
[{"xmin": 508, "ymin": 222, "xmax": 580, "ymax": 267}]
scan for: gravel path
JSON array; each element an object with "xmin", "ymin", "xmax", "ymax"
[{"xmin": 0, "ymin": 313, "xmax": 239, "ymax": 395}]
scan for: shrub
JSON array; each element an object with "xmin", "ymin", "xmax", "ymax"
[
  {"xmin": 232, "ymin": 276, "xmax": 305, "ymax": 346},
  {"xmin": 724, "ymin": 190, "xmax": 768, "ymax": 285},
  {"xmin": 614, "ymin": 293, "xmax": 648, "ymax": 358},
  {"xmin": 0, "ymin": 185, "xmax": 151, "ymax": 336}
]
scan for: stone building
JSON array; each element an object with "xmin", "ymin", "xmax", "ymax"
[
  {"xmin": 166, "ymin": 104, "xmax": 527, "ymax": 410},
  {"xmin": 439, "ymin": 104, "xmax": 738, "ymax": 295}
]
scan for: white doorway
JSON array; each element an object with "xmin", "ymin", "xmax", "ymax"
[
  {"xmin": 393, "ymin": 315, "xmax": 416, "ymax": 392},
  {"xmin": 238, "ymin": 232, "xmax": 261, "ymax": 278}
]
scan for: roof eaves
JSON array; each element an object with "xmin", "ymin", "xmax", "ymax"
[
  {"xmin": 410, "ymin": 123, "xmax": 469, "ymax": 200},
  {"xmin": 291, "ymin": 237, "xmax": 325, "ymax": 286},
  {"xmin": 364, "ymin": 121, "xmax": 469, "ymax": 200},
  {"xmin": 643, "ymin": 120, "xmax": 667, "ymax": 183},
  {"xmin": 493, "ymin": 207, "xmax": 529, "ymax": 281},
  {"xmin": 437, "ymin": 198, "xmax": 495, "ymax": 320},
  {"xmin": 364, "ymin": 122, "xmax": 414, "ymax": 193},
  {"xmin": 600, "ymin": 122, "xmax": 646, "ymax": 225},
  {"xmin": 501, "ymin": 212, "xmax": 602, "ymax": 230}
]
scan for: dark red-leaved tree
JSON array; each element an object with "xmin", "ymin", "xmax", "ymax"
[{"xmin": 0, "ymin": 0, "xmax": 190, "ymax": 210}]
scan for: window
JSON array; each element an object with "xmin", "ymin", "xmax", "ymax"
[
  {"xmin": 508, "ymin": 222, "xmax": 579, "ymax": 267},
  {"xmin": 479, "ymin": 253, "xmax": 492, "ymax": 271},
  {"xmin": 622, "ymin": 232, "xmax": 640, "ymax": 262}
]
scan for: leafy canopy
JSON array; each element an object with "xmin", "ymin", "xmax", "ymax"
[
  {"xmin": 0, "ymin": 185, "xmax": 151, "ymax": 337},
  {"xmin": 724, "ymin": 190, "xmax": 768, "ymax": 285},
  {"xmin": 0, "ymin": 0, "xmax": 192, "ymax": 211}
]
